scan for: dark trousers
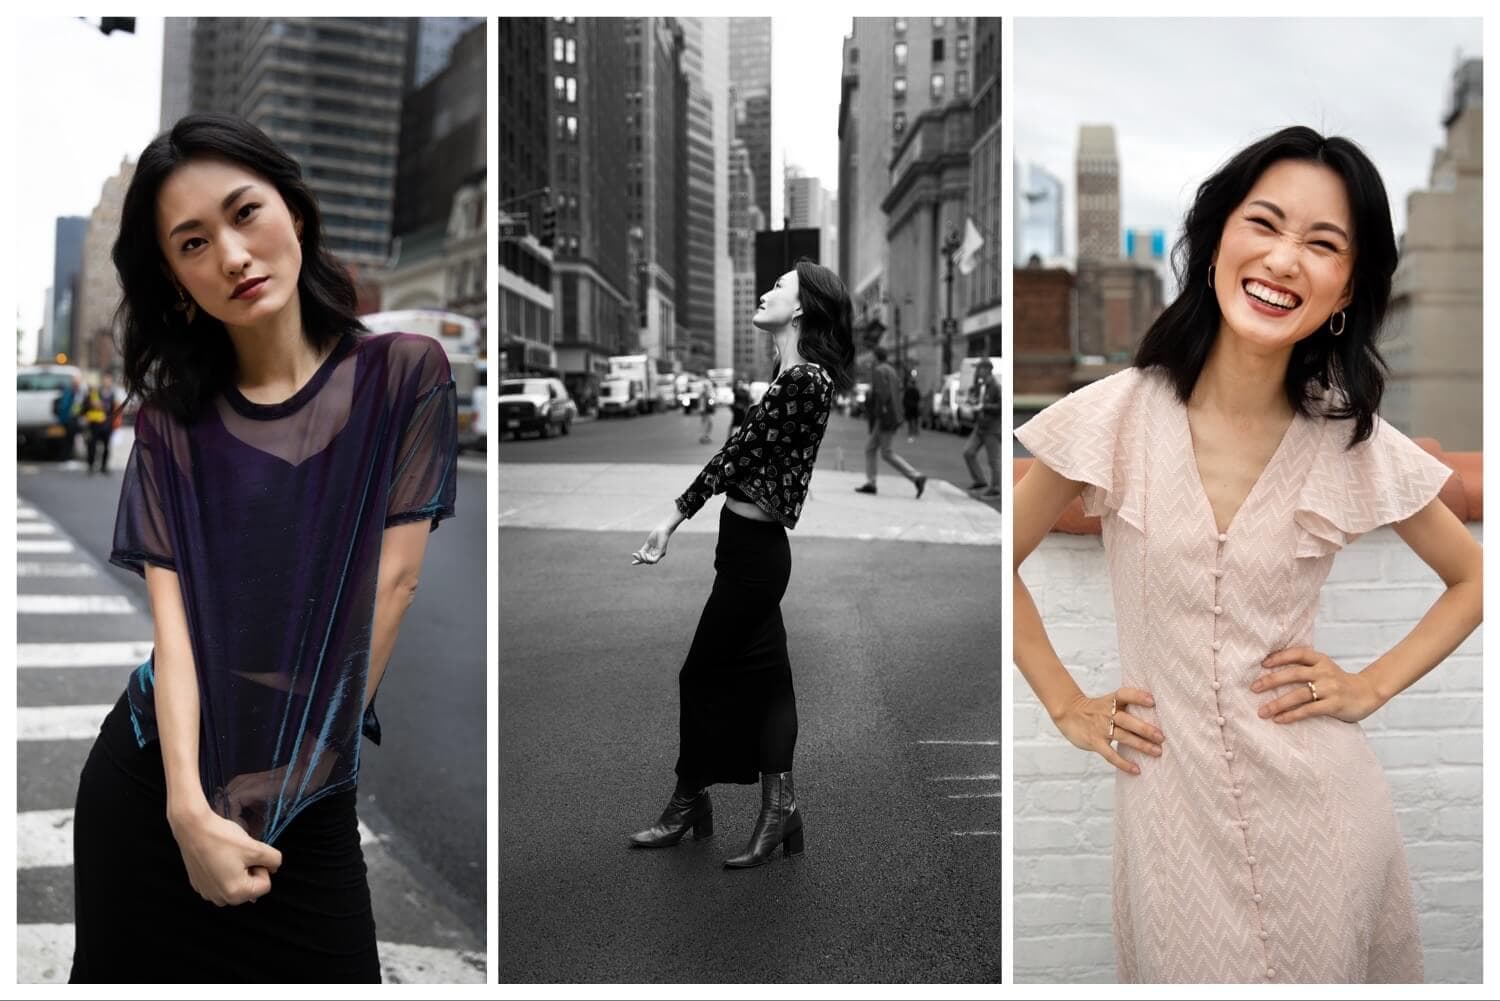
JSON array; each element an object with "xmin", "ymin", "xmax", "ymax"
[
  {"xmin": 675, "ymin": 507, "xmax": 798, "ymax": 786},
  {"xmin": 85, "ymin": 425, "xmax": 111, "ymax": 471},
  {"xmin": 71, "ymin": 696, "xmax": 380, "ymax": 983}
]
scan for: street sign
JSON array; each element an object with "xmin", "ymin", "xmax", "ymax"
[{"xmin": 500, "ymin": 221, "xmax": 529, "ymax": 240}]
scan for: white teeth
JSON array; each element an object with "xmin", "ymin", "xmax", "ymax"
[{"xmin": 1244, "ymin": 280, "xmax": 1300, "ymax": 309}]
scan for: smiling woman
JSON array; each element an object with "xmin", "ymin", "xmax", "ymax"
[
  {"xmin": 1013, "ymin": 126, "xmax": 1483, "ymax": 984},
  {"xmin": 68, "ymin": 114, "xmax": 458, "ymax": 983}
]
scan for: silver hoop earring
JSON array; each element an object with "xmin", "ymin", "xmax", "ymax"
[
  {"xmin": 1206, "ymin": 265, "xmax": 1216, "ymax": 290},
  {"xmin": 1329, "ymin": 310, "xmax": 1346, "ymax": 336}
]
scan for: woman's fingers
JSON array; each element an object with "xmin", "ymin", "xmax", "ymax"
[
  {"xmin": 1112, "ymin": 709, "xmax": 1165, "ymax": 747},
  {"xmin": 1111, "ymin": 727, "xmax": 1162, "ymax": 758},
  {"xmin": 1251, "ymin": 664, "xmax": 1312, "ymax": 694},
  {"xmin": 1270, "ymin": 697, "xmax": 1337, "ymax": 725},
  {"xmin": 1098, "ymin": 742, "xmax": 1140, "ymax": 775},
  {"xmin": 1115, "ymin": 687, "xmax": 1156, "ymax": 709}
]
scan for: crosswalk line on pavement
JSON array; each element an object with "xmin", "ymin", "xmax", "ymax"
[
  {"xmin": 18, "ymin": 521, "xmax": 56, "ymax": 534},
  {"xmin": 18, "ymin": 561, "xmax": 100, "ymax": 578},
  {"xmin": 17, "ymin": 924, "xmax": 486, "ymax": 985},
  {"xmin": 19, "ymin": 506, "xmax": 41, "ymax": 518},
  {"xmin": 18, "ymin": 641, "xmax": 154, "ymax": 668},
  {"xmin": 18, "ymin": 705, "xmax": 115, "ymax": 742},
  {"xmin": 18, "ymin": 539, "xmax": 74, "ymax": 554},
  {"xmin": 17, "ymin": 595, "xmax": 135, "ymax": 615}
]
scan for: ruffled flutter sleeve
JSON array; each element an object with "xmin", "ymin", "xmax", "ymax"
[
  {"xmin": 1014, "ymin": 367, "xmax": 1149, "ymax": 530},
  {"xmin": 1292, "ymin": 416, "xmax": 1455, "ymax": 558}
]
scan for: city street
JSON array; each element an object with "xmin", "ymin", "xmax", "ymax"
[
  {"xmin": 499, "ymin": 413, "xmax": 1002, "ymax": 982},
  {"xmin": 16, "ymin": 431, "xmax": 487, "ymax": 983}
]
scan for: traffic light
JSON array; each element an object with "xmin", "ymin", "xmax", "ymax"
[{"xmin": 540, "ymin": 203, "xmax": 557, "ymax": 249}]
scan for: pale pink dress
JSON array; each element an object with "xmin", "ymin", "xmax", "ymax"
[{"xmin": 1017, "ymin": 366, "xmax": 1454, "ymax": 984}]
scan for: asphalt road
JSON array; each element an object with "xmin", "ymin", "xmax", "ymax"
[
  {"xmin": 497, "ymin": 407, "xmax": 1003, "ymax": 510},
  {"xmin": 17, "ymin": 441, "xmax": 489, "ymax": 937},
  {"xmin": 498, "ymin": 528, "xmax": 1002, "ymax": 982}
]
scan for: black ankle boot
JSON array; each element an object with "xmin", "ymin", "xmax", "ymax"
[
  {"xmin": 628, "ymin": 782, "xmax": 714, "ymax": 848},
  {"xmin": 724, "ymin": 771, "xmax": 804, "ymax": 868}
]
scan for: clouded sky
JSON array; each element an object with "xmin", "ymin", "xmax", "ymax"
[{"xmin": 1016, "ymin": 17, "xmax": 1482, "ymax": 286}]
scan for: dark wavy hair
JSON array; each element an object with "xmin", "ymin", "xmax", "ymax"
[
  {"xmin": 1133, "ymin": 126, "xmax": 1397, "ymax": 446},
  {"xmin": 791, "ymin": 258, "xmax": 856, "ymax": 393},
  {"xmin": 113, "ymin": 113, "xmax": 365, "ymax": 422}
]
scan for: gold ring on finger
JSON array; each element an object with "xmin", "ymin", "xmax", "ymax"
[
  {"xmin": 1307, "ymin": 680, "xmax": 1319, "ymax": 702},
  {"xmin": 1107, "ymin": 719, "xmax": 1116, "ymax": 740}
]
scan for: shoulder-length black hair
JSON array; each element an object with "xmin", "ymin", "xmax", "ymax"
[
  {"xmin": 793, "ymin": 258, "xmax": 856, "ymax": 393},
  {"xmin": 113, "ymin": 113, "xmax": 365, "ymax": 423},
  {"xmin": 1133, "ymin": 125, "xmax": 1397, "ymax": 446}
]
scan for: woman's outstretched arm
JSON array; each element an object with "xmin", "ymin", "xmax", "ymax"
[{"xmin": 147, "ymin": 565, "xmax": 283, "ymax": 906}]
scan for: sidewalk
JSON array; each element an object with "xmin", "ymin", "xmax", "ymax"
[{"xmin": 499, "ymin": 462, "xmax": 1002, "ymax": 546}]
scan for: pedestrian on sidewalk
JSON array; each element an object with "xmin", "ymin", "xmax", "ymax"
[
  {"xmin": 80, "ymin": 373, "xmax": 121, "ymax": 474},
  {"xmin": 856, "ymin": 346, "xmax": 927, "ymax": 498},
  {"xmin": 903, "ymin": 375, "xmax": 921, "ymax": 442},
  {"xmin": 629, "ymin": 258, "xmax": 854, "ymax": 869},
  {"xmin": 698, "ymin": 388, "xmax": 717, "ymax": 444},
  {"xmin": 963, "ymin": 359, "xmax": 1003, "ymax": 499},
  {"xmin": 70, "ymin": 114, "xmax": 458, "ymax": 984}
]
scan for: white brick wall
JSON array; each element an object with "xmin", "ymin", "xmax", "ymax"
[{"xmin": 1014, "ymin": 525, "xmax": 1484, "ymax": 984}]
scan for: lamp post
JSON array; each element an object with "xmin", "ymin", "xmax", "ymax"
[{"xmin": 941, "ymin": 224, "xmax": 963, "ymax": 375}]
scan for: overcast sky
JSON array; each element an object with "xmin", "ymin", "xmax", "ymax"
[
  {"xmin": 15, "ymin": 17, "xmax": 163, "ymax": 353},
  {"xmin": 772, "ymin": 15, "xmax": 850, "ymax": 221},
  {"xmin": 1016, "ymin": 17, "xmax": 1483, "ymax": 286}
]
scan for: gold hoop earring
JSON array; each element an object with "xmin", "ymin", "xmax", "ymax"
[
  {"xmin": 1329, "ymin": 310, "xmax": 1346, "ymax": 336},
  {"xmin": 1206, "ymin": 265, "xmax": 1216, "ymax": 290},
  {"xmin": 174, "ymin": 286, "xmax": 198, "ymax": 325}
]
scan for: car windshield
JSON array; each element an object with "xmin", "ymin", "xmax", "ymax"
[
  {"xmin": 18, "ymin": 372, "xmax": 73, "ymax": 392},
  {"xmin": 499, "ymin": 380, "xmax": 548, "ymax": 396}
]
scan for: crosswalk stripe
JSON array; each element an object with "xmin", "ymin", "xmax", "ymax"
[
  {"xmin": 16, "ymin": 924, "xmax": 486, "ymax": 984},
  {"xmin": 18, "ymin": 540, "xmax": 73, "ymax": 554},
  {"xmin": 18, "ymin": 642, "xmax": 153, "ymax": 669},
  {"xmin": 18, "ymin": 705, "xmax": 113, "ymax": 742},
  {"xmin": 18, "ymin": 595, "xmax": 134, "ymax": 615},
  {"xmin": 18, "ymin": 561, "xmax": 99, "ymax": 578},
  {"xmin": 17, "ymin": 810, "xmax": 73, "ymax": 869},
  {"xmin": 18, "ymin": 506, "xmax": 42, "ymax": 518},
  {"xmin": 17, "ymin": 522, "xmax": 56, "ymax": 535}
]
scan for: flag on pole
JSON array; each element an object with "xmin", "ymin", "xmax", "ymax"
[{"xmin": 951, "ymin": 217, "xmax": 986, "ymax": 276}]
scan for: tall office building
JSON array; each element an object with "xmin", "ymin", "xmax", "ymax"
[
  {"xmin": 838, "ymin": 17, "xmax": 976, "ymax": 324},
  {"xmin": 75, "ymin": 160, "xmax": 135, "ymax": 373},
  {"xmin": 499, "ymin": 17, "xmax": 555, "ymax": 376},
  {"xmin": 1015, "ymin": 161, "xmax": 1064, "ymax": 264},
  {"xmin": 963, "ymin": 16, "xmax": 1002, "ymax": 359},
  {"xmin": 785, "ymin": 166, "xmax": 838, "ymax": 273},
  {"xmin": 49, "ymin": 216, "xmax": 87, "ymax": 363},
  {"xmin": 159, "ymin": 17, "xmax": 408, "ymax": 269},
  {"xmin": 625, "ymin": 18, "xmax": 685, "ymax": 364},
  {"xmin": 1076, "ymin": 124, "xmax": 1120, "ymax": 261},
  {"xmin": 729, "ymin": 18, "xmax": 772, "ymax": 226},
  {"xmin": 546, "ymin": 17, "xmax": 635, "ymax": 401},
  {"xmin": 729, "ymin": 141, "xmax": 771, "ymax": 380},
  {"xmin": 678, "ymin": 18, "xmax": 730, "ymax": 370},
  {"xmin": 1383, "ymin": 57, "xmax": 1484, "ymax": 449},
  {"xmin": 404, "ymin": 16, "xmax": 483, "ymax": 92}
]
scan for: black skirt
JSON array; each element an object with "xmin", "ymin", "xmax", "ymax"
[
  {"xmin": 71, "ymin": 695, "xmax": 380, "ymax": 983},
  {"xmin": 674, "ymin": 505, "xmax": 797, "ymax": 786}
]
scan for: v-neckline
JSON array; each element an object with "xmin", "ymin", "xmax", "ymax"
[{"xmin": 1180, "ymin": 397, "xmax": 1302, "ymax": 538}]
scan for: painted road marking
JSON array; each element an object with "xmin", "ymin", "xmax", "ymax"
[
  {"xmin": 18, "ymin": 641, "xmax": 153, "ymax": 668},
  {"xmin": 18, "ymin": 561, "xmax": 98, "ymax": 578},
  {"xmin": 946, "ymin": 791, "xmax": 1003, "ymax": 799},
  {"xmin": 17, "ymin": 705, "xmax": 113, "ymax": 742},
  {"xmin": 930, "ymin": 774, "xmax": 1003, "ymax": 781},
  {"xmin": 18, "ymin": 540, "xmax": 72, "ymax": 554},
  {"xmin": 951, "ymin": 831, "xmax": 1002, "ymax": 837},
  {"xmin": 17, "ymin": 522, "xmax": 56, "ymax": 535},
  {"xmin": 17, "ymin": 595, "xmax": 134, "ymax": 615},
  {"xmin": 916, "ymin": 739, "xmax": 1000, "ymax": 746}
]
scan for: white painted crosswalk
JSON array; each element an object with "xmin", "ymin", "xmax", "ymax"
[{"xmin": 15, "ymin": 498, "xmax": 486, "ymax": 983}]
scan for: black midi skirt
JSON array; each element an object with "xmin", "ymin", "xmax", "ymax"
[
  {"xmin": 71, "ymin": 694, "xmax": 380, "ymax": 983},
  {"xmin": 674, "ymin": 505, "xmax": 795, "ymax": 786}
]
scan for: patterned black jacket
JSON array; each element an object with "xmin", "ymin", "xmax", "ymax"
[{"xmin": 675, "ymin": 363, "xmax": 835, "ymax": 529}]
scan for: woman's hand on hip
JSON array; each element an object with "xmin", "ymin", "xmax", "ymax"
[
  {"xmin": 1254, "ymin": 647, "xmax": 1382, "ymax": 723},
  {"xmin": 1054, "ymin": 687, "xmax": 1164, "ymax": 775},
  {"xmin": 168, "ymin": 803, "xmax": 283, "ymax": 907}
]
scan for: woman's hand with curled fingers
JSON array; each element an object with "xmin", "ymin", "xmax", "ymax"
[
  {"xmin": 168, "ymin": 803, "xmax": 283, "ymax": 907},
  {"xmin": 1254, "ymin": 647, "xmax": 1383, "ymax": 724},
  {"xmin": 1053, "ymin": 687, "xmax": 1165, "ymax": 775},
  {"xmin": 632, "ymin": 519, "xmax": 675, "ymax": 566}
]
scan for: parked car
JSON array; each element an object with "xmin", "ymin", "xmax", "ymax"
[
  {"xmin": 467, "ymin": 360, "xmax": 487, "ymax": 451},
  {"xmin": 599, "ymin": 377, "xmax": 644, "ymax": 417},
  {"xmin": 496, "ymin": 377, "xmax": 575, "ymax": 439},
  {"xmin": 18, "ymin": 364, "xmax": 84, "ymax": 460}
]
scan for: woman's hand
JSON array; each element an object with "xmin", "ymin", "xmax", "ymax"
[
  {"xmin": 1254, "ymin": 647, "xmax": 1383, "ymax": 723},
  {"xmin": 168, "ymin": 802, "xmax": 283, "ymax": 907},
  {"xmin": 632, "ymin": 518, "xmax": 677, "ymax": 566},
  {"xmin": 1053, "ymin": 687, "xmax": 1164, "ymax": 775}
]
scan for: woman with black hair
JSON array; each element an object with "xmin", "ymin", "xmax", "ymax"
[
  {"xmin": 628, "ymin": 260, "xmax": 855, "ymax": 868},
  {"xmin": 1014, "ymin": 127, "xmax": 1481, "ymax": 982},
  {"xmin": 70, "ymin": 114, "xmax": 457, "ymax": 982}
]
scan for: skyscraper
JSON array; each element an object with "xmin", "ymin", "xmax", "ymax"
[
  {"xmin": 678, "ymin": 18, "xmax": 730, "ymax": 370},
  {"xmin": 1015, "ymin": 162, "xmax": 1064, "ymax": 264},
  {"xmin": 1075, "ymin": 124, "xmax": 1120, "ymax": 262},
  {"xmin": 404, "ymin": 16, "xmax": 483, "ymax": 92},
  {"xmin": 838, "ymin": 17, "xmax": 976, "ymax": 323},
  {"xmin": 729, "ymin": 141, "xmax": 772, "ymax": 380},
  {"xmin": 964, "ymin": 16, "xmax": 1002, "ymax": 359},
  {"xmin": 499, "ymin": 17, "xmax": 555, "ymax": 376},
  {"xmin": 159, "ymin": 17, "xmax": 408, "ymax": 269},
  {"xmin": 49, "ymin": 216, "xmax": 87, "ymax": 363},
  {"xmin": 76, "ymin": 160, "xmax": 135, "ymax": 373},
  {"xmin": 729, "ymin": 18, "xmax": 772, "ymax": 226}
]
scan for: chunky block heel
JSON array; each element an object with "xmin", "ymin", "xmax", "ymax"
[
  {"xmin": 783, "ymin": 823, "xmax": 804, "ymax": 856},
  {"xmin": 694, "ymin": 815, "xmax": 715, "ymax": 840},
  {"xmin": 724, "ymin": 771, "xmax": 804, "ymax": 868}
]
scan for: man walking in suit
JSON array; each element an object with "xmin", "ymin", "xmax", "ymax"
[{"xmin": 856, "ymin": 347, "xmax": 927, "ymax": 498}]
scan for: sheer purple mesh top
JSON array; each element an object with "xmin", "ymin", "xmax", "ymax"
[{"xmin": 110, "ymin": 331, "xmax": 457, "ymax": 844}]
